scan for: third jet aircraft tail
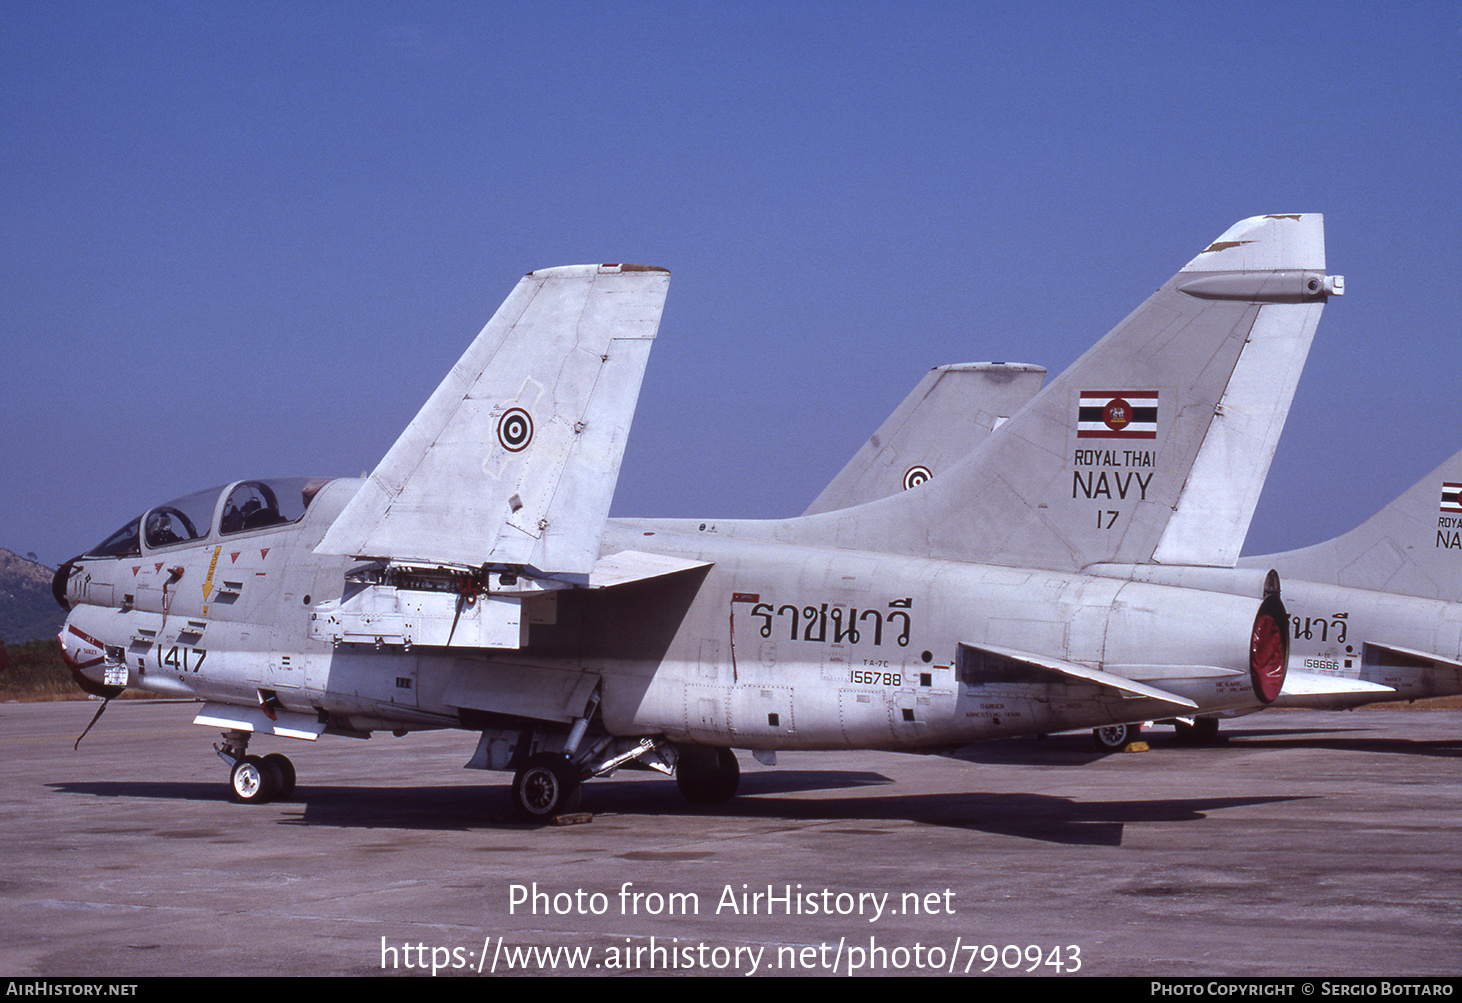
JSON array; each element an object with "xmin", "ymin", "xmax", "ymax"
[{"xmin": 1241, "ymin": 447, "xmax": 1462, "ymax": 603}]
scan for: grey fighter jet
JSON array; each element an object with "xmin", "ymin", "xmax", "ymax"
[
  {"xmin": 801, "ymin": 271, "xmax": 1462, "ymax": 746},
  {"xmin": 55, "ymin": 217, "xmax": 1357, "ymax": 819}
]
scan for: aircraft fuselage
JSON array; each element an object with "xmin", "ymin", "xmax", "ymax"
[{"xmin": 60, "ymin": 478, "xmax": 1321, "ymax": 758}]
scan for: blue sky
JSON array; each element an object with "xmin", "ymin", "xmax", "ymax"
[{"xmin": 4, "ymin": 2, "xmax": 1459, "ymax": 567}]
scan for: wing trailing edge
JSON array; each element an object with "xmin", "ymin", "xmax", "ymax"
[{"xmin": 957, "ymin": 642, "xmax": 1201, "ymax": 714}]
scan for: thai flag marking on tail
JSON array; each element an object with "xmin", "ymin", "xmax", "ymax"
[
  {"xmin": 1078, "ymin": 391, "xmax": 1158, "ymax": 439},
  {"xmin": 1440, "ymin": 482, "xmax": 1462, "ymax": 513}
]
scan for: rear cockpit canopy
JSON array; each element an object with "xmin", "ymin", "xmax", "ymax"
[{"xmin": 83, "ymin": 477, "xmax": 333, "ymax": 557}]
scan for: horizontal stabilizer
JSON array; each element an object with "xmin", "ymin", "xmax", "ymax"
[
  {"xmin": 1117, "ymin": 663, "xmax": 1244, "ymax": 681},
  {"xmin": 1364, "ymin": 640, "xmax": 1462, "ymax": 674},
  {"xmin": 316, "ymin": 264, "xmax": 670, "ymax": 575},
  {"xmin": 958, "ymin": 642, "xmax": 1200, "ymax": 713},
  {"xmin": 1278, "ymin": 671, "xmax": 1394, "ymax": 697},
  {"xmin": 1362, "ymin": 642, "xmax": 1462, "ymax": 700}
]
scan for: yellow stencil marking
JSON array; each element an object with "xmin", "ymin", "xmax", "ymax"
[{"xmin": 202, "ymin": 545, "xmax": 221, "ymax": 614}]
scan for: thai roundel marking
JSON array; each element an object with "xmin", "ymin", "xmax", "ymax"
[
  {"xmin": 902, "ymin": 465, "xmax": 933, "ymax": 491},
  {"xmin": 498, "ymin": 408, "xmax": 534, "ymax": 452}
]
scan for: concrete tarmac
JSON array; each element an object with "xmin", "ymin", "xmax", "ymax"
[{"xmin": 2, "ymin": 699, "xmax": 1459, "ymax": 977}]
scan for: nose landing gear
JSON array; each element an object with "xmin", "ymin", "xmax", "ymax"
[{"xmin": 217, "ymin": 730, "xmax": 296, "ymax": 804}]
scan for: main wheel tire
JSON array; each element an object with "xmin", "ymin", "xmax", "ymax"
[
  {"xmin": 231, "ymin": 755, "xmax": 278, "ymax": 803},
  {"xmin": 1093, "ymin": 723, "xmax": 1139, "ymax": 750},
  {"xmin": 263, "ymin": 753, "xmax": 296, "ymax": 800},
  {"xmin": 512, "ymin": 753, "xmax": 582, "ymax": 819},
  {"xmin": 676, "ymin": 746, "xmax": 741, "ymax": 804}
]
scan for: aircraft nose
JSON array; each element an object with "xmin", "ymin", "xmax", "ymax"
[
  {"xmin": 57, "ymin": 620, "xmax": 124, "ymax": 699},
  {"xmin": 52, "ymin": 556, "xmax": 80, "ymax": 611}
]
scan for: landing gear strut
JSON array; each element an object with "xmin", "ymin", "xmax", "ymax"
[
  {"xmin": 675, "ymin": 747, "xmax": 740, "ymax": 804},
  {"xmin": 217, "ymin": 730, "xmax": 295, "ymax": 804}
]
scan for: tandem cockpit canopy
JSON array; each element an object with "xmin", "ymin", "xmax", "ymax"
[{"xmin": 82, "ymin": 477, "xmax": 336, "ymax": 557}]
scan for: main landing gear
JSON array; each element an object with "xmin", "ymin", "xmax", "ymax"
[
  {"xmin": 1092, "ymin": 722, "xmax": 1142, "ymax": 750},
  {"xmin": 218, "ymin": 730, "xmax": 296, "ymax": 804},
  {"xmin": 1173, "ymin": 717, "xmax": 1222, "ymax": 744},
  {"xmin": 675, "ymin": 747, "xmax": 740, "ymax": 804},
  {"xmin": 504, "ymin": 743, "xmax": 742, "ymax": 820},
  {"xmin": 511, "ymin": 753, "xmax": 583, "ymax": 819}
]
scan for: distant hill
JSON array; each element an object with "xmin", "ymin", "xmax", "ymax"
[{"xmin": 0, "ymin": 548, "xmax": 65, "ymax": 644}]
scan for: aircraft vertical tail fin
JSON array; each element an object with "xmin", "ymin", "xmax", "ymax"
[
  {"xmin": 1242, "ymin": 448, "xmax": 1462, "ymax": 602},
  {"xmin": 803, "ymin": 362, "xmax": 1046, "ymax": 516},
  {"xmin": 315, "ymin": 264, "xmax": 670, "ymax": 576},
  {"xmin": 804, "ymin": 215, "xmax": 1342, "ymax": 572}
]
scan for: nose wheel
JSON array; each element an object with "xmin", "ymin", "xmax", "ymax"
[
  {"xmin": 219, "ymin": 731, "xmax": 295, "ymax": 804},
  {"xmin": 262, "ymin": 753, "xmax": 296, "ymax": 799},
  {"xmin": 230, "ymin": 756, "xmax": 277, "ymax": 803}
]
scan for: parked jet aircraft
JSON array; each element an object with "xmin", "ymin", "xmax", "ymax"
[
  {"xmin": 804, "ymin": 324, "xmax": 1462, "ymax": 745},
  {"xmin": 56, "ymin": 216, "xmax": 1361, "ymax": 819}
]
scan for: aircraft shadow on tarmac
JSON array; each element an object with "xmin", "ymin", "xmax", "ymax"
[
  {"xmin": 48, "ymin": 770, "xmax": 1303, "ymax": 847},
  {"xmin": 1202, "ymin": 730, "xmax": 1462, "ymax": 759},
  {"xmin": 950, "ymin": 727, "xmax": 1462, "ymax": 765},
  {"xmin": 562, "ymin": 776, "xmax": 1304, "ymax": 847}
]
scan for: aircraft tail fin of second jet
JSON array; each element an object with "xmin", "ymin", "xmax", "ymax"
[
  {"xmin": 802, "ymin": 214, "xmax": 1342, "ymax": 573},
  {"xmin": 315, "ymin": 264, "xmax": 670, "ymax": 577},
  {"xmin": 803, "ymin": 362, "xmax": 1046, "ymax": 516}
]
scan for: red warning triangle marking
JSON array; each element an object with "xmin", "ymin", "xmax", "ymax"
[
  {"xmin": 154, "ymin": 563, "xmax": 164, "ymax": 572},
  {"xmin": 260, "ymin": 548, "xmax": 270, "ymax": 560},
  {"xmin": 230, "ymin": 552, "xmax": 241, "ymax": 563},
  {"xmin": 131, "ymin": 566, "xmax": 141, "ymax": 576}
]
